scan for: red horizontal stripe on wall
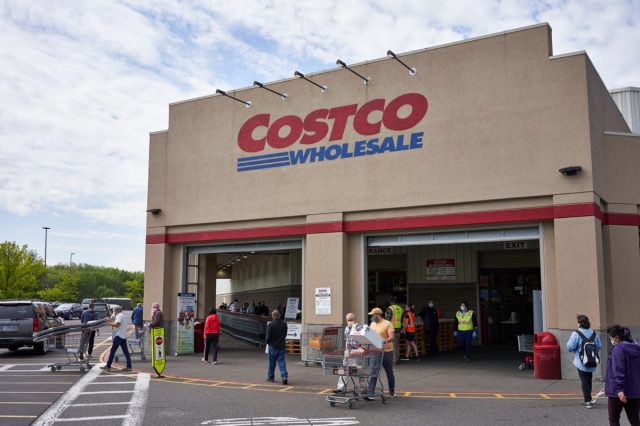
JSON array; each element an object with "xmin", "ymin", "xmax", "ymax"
[
  {"xmin": 146, "ymin": 202, "xmax": 639, "ymax": 245},
  {"xmin": 604, "ymin": 213, "xmax": 640, "ymax": 226}
]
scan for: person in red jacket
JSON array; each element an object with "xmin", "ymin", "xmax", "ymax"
[{"xmin": 202, "ymin": 308, "xmax": 221, "ymax": 364}]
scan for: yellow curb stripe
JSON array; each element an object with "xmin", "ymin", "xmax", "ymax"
[
  {"xmin": 449, "ymin": 393, "xmax": 457, "ymax": 398},
  {"xmin": 495, "ymin": 394, "xmax": 504, "ymax": 399},
  {"xmin": 0, "ymin": 402, "xmax": 53, "ymax": 405},
  {"xmin": 404, "ymin": 392, "xmax": 413, "ymax": 397},
  {"xmin": 279, "ymin": 386, "xmax": 294, "ymax": 392},
  {"xmin": 541, "ymin": 394, "xmax": 551, "ymax": 399},
  {"xmin": 0, "ymin": 415, "xmax": 38, "ymax": 419}
]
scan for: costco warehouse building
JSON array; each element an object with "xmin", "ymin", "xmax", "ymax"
[{"xmin": 144, "ymin": 23, "xmax": 640, "ymax": 377}]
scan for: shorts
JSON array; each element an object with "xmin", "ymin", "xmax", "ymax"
[{"xmin": 405, "ymin": 332, "xmax": 415, "ymax": 341}]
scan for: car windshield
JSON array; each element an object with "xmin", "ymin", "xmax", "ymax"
[
  {"xmin": 56, "ymin": 304, "xmax": 73, "ymax": 309},
  {"xmin": 82, "ymin": 299, "xmax": 93, "ymax": 304},
  {"xmin": 0, "ymin": 304, "xmax": 33, "ymax": 319}
]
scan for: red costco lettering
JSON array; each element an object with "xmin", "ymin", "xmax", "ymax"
[{"xmin": 237, "ymin": 92, "xmax": 428, "ymax": 153}]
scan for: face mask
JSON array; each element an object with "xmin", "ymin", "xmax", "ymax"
[
  {"xmin": 460, "ymin": 306, "xmax": 466, "ymax": 312},
  {"xmin": 347, "ymin": 320, "xmax": 355, "ymax": 327},
  {"xmin": 371, "ymin": 316, "xmax": 380, "ymax": 323},
  {"xmin": 428, "ymin": 303, "xmax": 434, "ymax": 308},
  {"xmin": 610, "ymin": 338, "xmax": 618, "ymax": 346}
]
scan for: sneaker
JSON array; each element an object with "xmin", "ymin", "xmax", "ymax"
[
  {"xmin": 582, "ymin": 402, "xmax": 594, "ymax": 409},
  {"xmin": 400, "ymin": 357, "xmax": 410, "ymax": 361},
  {"xmin": 201, "ymin": 358, "xmax": 208, "ymax": 363},
  {"xmin": 267, "ymin": 379, "xmax": 275, "ymax": 383},
  {"xmin": 363, "ymin": 396, "xmax": 375, "ymax": 401},
  {"xmin": 99, "ymin": 366, "xmax": 111, "ymax": 371},
  {"xmin": 282, "ymin": 379, "xmax": 288, "ymax": 385},
  {"xmin": 589, "ymin": 399, "xmax": 597, "ymax": 405},
  {"xmin": 123, "ymin": 367, "xmax": 133, "ymax": 372},
  {"xmin": 213, "ymin": 361, "xmax": 218, "ymax": 365},
  {"xmin": 388, "ymin": 393, "xmax": 397, "ymax": 399}
]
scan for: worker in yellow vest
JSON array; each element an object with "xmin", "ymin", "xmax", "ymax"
[
  {"xmin": 454, "ymin": 301, "xmax": 478, "ymax": 363},
  {"xmin": 385, "ymin": 299, "xmax": 404, "ymax": 333}
]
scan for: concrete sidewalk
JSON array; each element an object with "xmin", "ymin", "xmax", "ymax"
[{"xmin": 110, "ymin": 334, "xmax": 595, "ymax": 397}]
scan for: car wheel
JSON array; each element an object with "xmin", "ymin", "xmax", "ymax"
[{"xmin": 36, "ymin": 339, "xmax": 49, "ymax": 355}]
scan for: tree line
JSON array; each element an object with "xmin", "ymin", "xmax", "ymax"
[{"xmin": 0, "ymin": 241, "xmax": 143, "ymax": 305}]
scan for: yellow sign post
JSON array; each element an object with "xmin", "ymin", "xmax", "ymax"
[{"xmin": 151, "ymin": 327, "xmax": 166, "ymax": 377}]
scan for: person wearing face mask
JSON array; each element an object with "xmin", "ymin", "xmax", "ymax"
[
  {"xmin": 401, "ymin": 305, "xmax": 419, "ymax": 361},
  {"xmin": 365, "ymin": 307, "xmax": 396, "ymax": 400},
  {"xmin": 149, "ymin": 303, "xmax": 164, "ymax": 329},
  {"xmin": 334, "ymin": 312, "xmax": 361, "ymax": 393},
  {"xmin": 454, "ymin": 301, "xmax": 477, "ymax": 362},
  {"xmin": 567, "ymin": 314, "xmax": 602, "ymax": 408},
  {"xmin": 419, "ymin": 300, "xmax": 440, "ymax": 355},
  {"xmin": 605, "ymin": 324, "xmax": 640, "ymax": 425}
]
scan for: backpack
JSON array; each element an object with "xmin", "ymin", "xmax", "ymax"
[{"xmin": 576, "ymin": 330, "xmax": 599, "ymax": 368}]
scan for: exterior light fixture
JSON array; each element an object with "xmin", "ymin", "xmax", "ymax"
[
  {"xmin": 294, "ymin": 71, "xmax": 328, "ymax": 93},
  {"xmin": 559, "ymin": 166, "xmax": 582, "ymax": 176},
  {"xmin": 146, "ymin": 208, "xmax": 161, "ymax": 215},
  {"xmin": 387, "ymin": 50, "xmax": 416, "ymax": 76},
  {"xmin": 253, "ymin": 81, "xmax": 287, "ymax": 100},
  {"xmin": 215, "ymin": 89, "xmax": 252, "ymax": 108},
  {"xmin": 336, "ymin": 59, "xmax": 370, "ymax": 85}
]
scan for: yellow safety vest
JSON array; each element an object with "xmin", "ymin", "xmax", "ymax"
[
  {"xmin": 387, "ymin": 304, "xmax": 403, "ymax": 329},
  {"xmin": 456, "ymin": 310, "xmax": 474, "ymax": 331}
]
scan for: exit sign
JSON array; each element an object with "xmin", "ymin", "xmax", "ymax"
[{"xmin": 503, "ymin": 241, "xmax": 528, "ymax": 250}]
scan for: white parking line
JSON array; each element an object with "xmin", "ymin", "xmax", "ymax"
[
  {"xmin": 123, "ymin": 373, "xmax": 150, "ymax": 426},
  {"xmin": 54, "ymin": 415, "xmax": 129, "ymax": 422},
  {"xmin": 79, "ymin": 390, "xmax": 135, "ymax": 395},
  {"xmin": 0, "ymin": 365, "xmax": 15, "ymax": 371},
  {"xmin": 68, "ymin": 402, "xmax": 131, "ymax": 407},
  {"xmin": 88, "ymin": 381, "xmax": 135, "ymax": 385}
]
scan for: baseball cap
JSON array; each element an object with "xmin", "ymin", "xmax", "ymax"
[{"xmin": 368, "ymin": 307, "xmax": 383, "ymax": 315}]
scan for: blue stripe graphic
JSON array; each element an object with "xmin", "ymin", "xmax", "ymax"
[
  {"xmin": 237, "ymin": 161, "xmax": 290, "ymax": 172},
  {"xmin": 237, "ymin": 152, "xmax": 289, "ymax": 163},
  {"xmin": 237, "ymin": 156, "xmax": 291, "ymax": 167}
]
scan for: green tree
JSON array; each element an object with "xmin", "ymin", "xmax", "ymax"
[
  {"xmin": 123, "ymin": 279, "xmax": 144, "ymax": 305},
  {"xmin": 38, "ymin": 272, "xmax": 79, "ymax": 302},
  {"xmin": 0, "ymin": 241, "xmax": 45, "ymax": 299}
]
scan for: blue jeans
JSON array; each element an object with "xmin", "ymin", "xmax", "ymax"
[
  {"xmin": 369, "ymin": 351, "xmax": 395, "ymax": 395},
  {"xmin": 267, "ymin": 346, "xmax": 288, "ymax": 381},
  {"xmin": 106, "ymin": 336, "xmax": 131, "ymax": 368},
  {"xmin": 457, "ymin": 330, "xmax": 473, "ymax": 360}
]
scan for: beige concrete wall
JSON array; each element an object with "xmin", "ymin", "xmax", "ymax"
[
  {"xmin": 541, "ymin": 222, "xmax": 559, "ymax": 329},
  {"xmin": 143, "ymin": 241, "xmax": 174, "ymax": 321},
  {"xmin": 150, "ymin": 24, "xmax": 596, "ymax": 229},
  {"xmin": 198, "ymin": 254, "xmax": 217, "ymax": 318},
  {"xmin": 344, "ymin": 234, "xmax": 364, "ymax": 323},
  {"xmin": 553, "ymin": 216, "xmax": 606, "ymax": 329}
]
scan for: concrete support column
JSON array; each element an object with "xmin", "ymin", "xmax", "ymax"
[
  {"xmin": 198, "ymin": 254, "xmax": 218, "ymax": 319},
  {"xmin": 143, "ymin": 236, "xmax": 174, "ymax": 322},
  {"xmin": 303, "ymin": 213, "xmax": 345, "ymax": 327}
]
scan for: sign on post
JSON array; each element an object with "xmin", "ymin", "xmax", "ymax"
[
  {"xmin": 284, "ymin": 297, "xmax": 299, "ymax": 320},
  {"xmin": 151, "ymin": 327, "xmax": 166, "ymax": 377},
  {"xmin": 286, "ymin": 323, "xmax": 302, "ymax": 340}
]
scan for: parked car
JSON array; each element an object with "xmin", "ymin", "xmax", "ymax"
[
  {"xmin": 54, "ymin": 303, "xmax": 83, "ymax": 320},
  {"xmin": 80, "ymin": 298, "xmax": 96, "ymax": 310},
  {"xmin": 92, "ymin": 302, "xmax": 112, "ymax": 320},
  {"xmin": 0, "ymin": 300, "xmax": 64, "ymax": 354}
]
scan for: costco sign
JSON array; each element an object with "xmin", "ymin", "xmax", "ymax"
[{"xmin": 236, "ymin": 93, "xmax": 428, "ymax": 172}]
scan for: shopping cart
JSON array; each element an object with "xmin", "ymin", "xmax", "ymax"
[
  {"xmin": 116, "ymin": 326, "xmax": 146, "ymax": 362},
  {"xmin": 323, "ymin": 346, "xmax": 386, "ymax": 409},
  {"xmin": 301, "ymin": 326, "xmax": 343, "ymax": 367},
  {"xmin": 517, "ymin": 334, "xmax": 534, "ymax": 370},
  {"xmin": 47, "ymin": 332, "xmax": 94, "ymax": 372}
]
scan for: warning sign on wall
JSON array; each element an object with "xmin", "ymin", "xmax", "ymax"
[{"xmin": 426, "ymin": 258, "xmax": 456, "ymax": 281}]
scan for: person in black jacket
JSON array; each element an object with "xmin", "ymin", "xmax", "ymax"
[{"xmin": 265, "ymin": 310, "xmax": 289, "ymax": 384}]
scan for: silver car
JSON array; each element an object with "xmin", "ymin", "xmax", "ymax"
[{"xmin": 0, "ymin": 300, "xmax": 64, "ymax": 354}]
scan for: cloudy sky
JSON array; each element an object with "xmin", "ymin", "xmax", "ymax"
[{"xmin": 1, "ymin": 0, "xmax": 638, "ymax": 271}]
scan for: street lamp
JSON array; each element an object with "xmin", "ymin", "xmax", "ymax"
[
  {"xmin": 42, "ymin": 227, "xmax": 50, "ymax": 267},
  {"xmin": 69, "ymin": 252, "xmax": 75, "ymax": 270}
]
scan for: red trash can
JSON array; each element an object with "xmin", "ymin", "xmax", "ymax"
[
  {"xmin": 194, "ymin": 321, "xmax": 205, "ymax": 353},
  {"xmin": 533, "ymin": 332, "xmax": 561, "ymax": 379}
]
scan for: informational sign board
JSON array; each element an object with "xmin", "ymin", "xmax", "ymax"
[
  {"xmin": 426, "ymin": 258, "xmax": 456, "ymax": 281},
  {"xmin": 176, "ymin": 292, "xmax": 196, "ymax": 354},
  {"xmin": 286, "ymin": 323, "xmax": 302, "ymax": 340},
  {"xmin": 315, "ymin": 287, "xmax": 331, "ymax": 315},
  {"xmin": 151, "ymin": 327, "xmax": 166, "ymax": 377},
  {"xmin": 284, "ymin": 297, "xmax": 299, "ymax": 320}
]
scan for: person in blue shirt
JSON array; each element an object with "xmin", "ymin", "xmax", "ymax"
[
  {"xmin": 567, "ymin": 314, "xmax": 602, "ymax": 408},
  {"xmin": 80, "ymin": 303, "xmax": 97, "ymax": 358},
  {"xmin": 131, "ymin": 303, "xmax": 144, "ymax": 339}
]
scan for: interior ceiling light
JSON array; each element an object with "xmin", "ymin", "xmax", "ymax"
[
  {"xmin": 253, "ymin": 81, "xmax": 287, "ymax": 100},
  {"xmin": 336, "ymin": 59, "xmax": 370, "ymax": 85},
  {"xmin": 215, "ymin": 89, "xmax": 251, "ymax": 108},
  {"xmin": 294, "ymin": 71, "xmax": 328, "ymax": 93},
  {"xmin": 386, "ymin": 50, "xmax": 416, "ymax": 76}
]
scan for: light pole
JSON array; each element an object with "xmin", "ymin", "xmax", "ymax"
[
  {"xmin": 42, "ymin": 227, "xmax": 50, "ymax": 267},
  {"xmin": 69, "ymin": 252, "xmax": 75, "ymax": 270}
]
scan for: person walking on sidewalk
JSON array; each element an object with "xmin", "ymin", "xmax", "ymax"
[
  {"xmin": 567, "ymin": 314, "xmax": 602, "ymax": 408},
  {"xmin": 454, "ymin": 301, "xmax": 477, "ymax": 363},
  {"xmin": 101, "ymin": 305, "xmax": 132, "ymax": 372},
  {"xmin": 366, "ymin": 307, "xmax": 396, "ymax": 400},
  {"xmin": 265, "ymin": 310, "xmax": 288, "ymax": 385},
  {"xmin": 401, "ymin": 305, "xmax": 419, "ymax": 361},
  {"xmin": 334, "ymin": 312, "xmax": 361, "ymax": 392},
  {"xmin": 203, "ymin": 308, "xmax": 221, "ymax": 364},
  {"xmin": 79, "ymin": 303, "xmax": 97, "ymax": 359},
  {"xmin": 131, "ymin": 303, "xmax": 144, "ymax": 338},
  {"xmin": 605, "ymin": 324, "xmax": 640, "ymax": 425}
]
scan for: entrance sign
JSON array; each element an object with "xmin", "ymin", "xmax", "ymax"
[
  {"xmin": 286, "ymin": 323, "xmax": 302, "ymax": 340},
  {"xmin": 176, "ymin": 292, "xmax": 196, "ymax": 354},
  {"xmin": 151, "ymin": 327, "xmax": 166, "ymax": 377},
  {"xmin": 315, "ymin": 287, "xmax": 332, "ymax": 315},
  {"xmin": 367, "ymin": 247, "xmax": 394, "ymax": 255},
  {"xmin": 284, "ymin": 297, "xmax": 299, "ymax": 320},
  {"xmin": 426, "ymin": 258, "xmax": 456, "ymax": 281}
]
